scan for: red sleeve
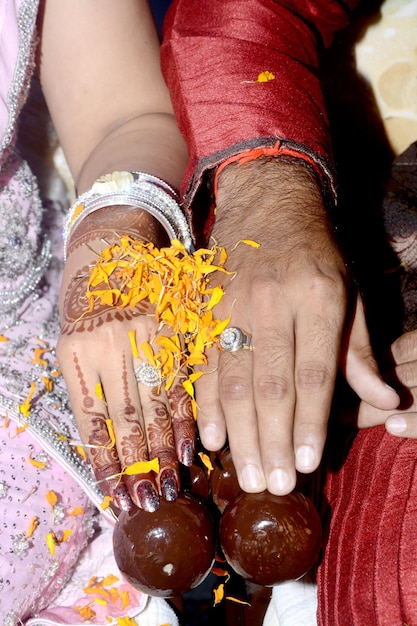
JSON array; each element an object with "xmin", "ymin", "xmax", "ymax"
[{"xmin": 161, "ymin": 0, "xmax": 361, "ymax": 233}]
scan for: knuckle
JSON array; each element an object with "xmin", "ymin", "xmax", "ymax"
[
  {"xmin": 394, "ymin": 330, "xmax": 417, "ymax": 363},
  {"xmin": 111, "ymin": 404, "xmax": 139, "ymax": 426},
  {"xmin": 219, "ymin": 374, "xmax": 252, "ymax": 403},
  {"xmin": 255, "ymin": 374, "xmax": 290, "ymax": 402},
  {"xmin": 396, "ymin": 362, "xmax": 417, "ymax": 388},
  {"xmin": 307, "ymin": 272, "xmax": 346, "ymax": 306},
  {"xmin": 296, "ymin": 362, "xmax": 332, "ymax": 389}
]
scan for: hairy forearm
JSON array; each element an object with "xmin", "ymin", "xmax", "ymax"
[{"xmin": 215, "ymin": 157, "xmax": 339, "ymax": 257}]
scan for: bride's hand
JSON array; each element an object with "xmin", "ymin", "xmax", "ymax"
[{"xmin": 57, "ymin": 206, "xmax": 196, "ymax": 512}]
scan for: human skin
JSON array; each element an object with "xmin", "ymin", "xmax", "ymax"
[
  {"xmin": 194, "ymin": 157, "xmax": 400, "ymax": 495},
  {"xmin": 38, "ymin": 0, "xmax": 194, "ymax": 511},
  {"xmin": 358, "ymin": 329, "xmax": 417, "ymax": 437}
]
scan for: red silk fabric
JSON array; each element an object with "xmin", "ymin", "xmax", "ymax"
[
  {"xmin": 318, "ymin": 426, "xmax": 417, "ymax": 625},
  {"xmin": 161, "ymin": 0, "xmax": 360, "ymax": 211}
]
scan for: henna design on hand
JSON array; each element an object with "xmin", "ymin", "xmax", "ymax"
[
  {"xmin": 66, "ymin": 205, "xmax": 170, "ymax": 257},
  {"xmin": 72, "ymin": 352, "xmax": 119, "ymax": 487},
  {"xmin": 146, "ymin": 391, "xmax": 175, "ymax": 466},
  {"xmin": 119, "ymin": 354, "xmax": 147, "ymax": 465},
  {"xmin": 60, "ymin": 264, "xmax": 147, "ymax": 336},
  {"xmin": 168, "ymin": 380, "xmax": 195, "ymax": 441}
]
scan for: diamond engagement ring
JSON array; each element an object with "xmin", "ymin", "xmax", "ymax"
[
  {"xmin": 219, "ymin": 327, "xmax": 252, "ymax": 352},
  {"xmin": 135, "ymin": 362, "xmax": 163, "ymax": 387}
]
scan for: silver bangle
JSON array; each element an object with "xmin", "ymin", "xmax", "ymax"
[{"xmin": 63, "ymin": 171, "xmax": 192, "ymax": 259}]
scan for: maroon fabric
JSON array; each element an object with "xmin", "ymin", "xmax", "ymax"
[
  {"xmin": 161, "ymin": 0, "xmax": 360, "ymax": 212},
  {"xmin": 317, "ymin": 426, "xmax": 417, "ymax": 625}
]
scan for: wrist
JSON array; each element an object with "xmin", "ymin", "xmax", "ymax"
[
  {"xmin": 65, "ymin": 205, "xmax": 171, "ymax": 260},
  {"xmin": 216, "ymin": 156, "xmax": 324, "ymax": 213},
  {"xmin": 64, "ymin": 171, "xmax": 192, "ymax": 259}
]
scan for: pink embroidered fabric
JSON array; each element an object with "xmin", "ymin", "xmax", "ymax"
[{"xmin": 0, "ymin": 2, "xmax": 151, "ymax": 624}]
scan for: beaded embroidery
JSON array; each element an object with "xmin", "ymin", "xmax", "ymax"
[
  {"xmin": 0, "ymin": 156, "xmax": 104, "ymax": 508},
  {"xmin": 0, "ymin": 157, "xmax": 51, "ymax": 330},
  {"xmin": 0, "ymin": 0, "xmax": 40, "ymax": 163}
]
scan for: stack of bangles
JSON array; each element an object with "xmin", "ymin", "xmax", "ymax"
[
  {"xmin": 63, "ymin": 170, "xmax": 193, "ymax": 260},
  {"xmin": 63, "ymin": 170, "xmax": 254, "ymax": 393}
]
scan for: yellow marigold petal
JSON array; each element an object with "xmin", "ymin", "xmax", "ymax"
[
  {"xmin": 101, "ymin": 495, "xmax": 114, "ymax": 510},
  {"xmin": 0, "ymin": 334, "xmax": 8, "ymax": 342},
  {"xmin": 19, "ymin": 381, "xmax": 37, "ymax": 417},
  {"xmin": 128, "ymin": 329, "xmax": 139, "ymax": 358},
  {"xmin": 95, "ymin": 383, "xmax": 104, "ymax": 401},
  {"xmin": 205, "ymin": 286, "xmax": 224, "ymax": 311},
  {"xmin": 140, "ymin": 341, "xmax": 156, "ymax": 367},
  {"xmin": 188, "ymin": 371, "xmax": 204, "ymax": 384},
  {"xmin": 14, "ymin": 422, "xmax": 28, "ymax": 436},
  {"xmin": 28, "ymin": 456, "xmax": 46, "ymax": 469},
  {"xmin": 77, "ymin": 605, "xmax": 96, "ymax": 620},
  {"xmin": 46, "ymin": 490, "xmax": 58, "ymax": 508},
  {"xmin": 213, "ymin": 583, "xmax": 225, "ymax": 605},
  {"xmin": 155, "ymin": 335, "xmax": 182, "ymax": 354},
  {"xmin": 94, "ymin": 598, "xmax": 108, "ymax": 606},
  {"xmin": 106, "ymin": 418, "xmax": 116, "ymax": 448},
  {"xmin": 226, "ymin": 596, "xmax": 251, "ymax": 606},
  {"xmin": 69, "ymin": 203, "xmax": 84, "ymax": 226},
  {"xmin": 199, "ymin": 452, "xmax": 214, "ymax": 474},
  {"xmin": 101, "ymin": 574, "xmax": 119, "ymax": 587},
  {"xmin": 109, "ymin": 587, "xmax": 120, "ymax": 604},
  {"xmin": 182, "ymin": 379, "xmax": 195, "ymax": 398},
  {"xmin": 42, "ymin": 376, "xmax": 53, "ymax": 392},
  {"xmin": 210, "ymin": 316, "xmax": 231, "ymax": 340},
  {"xmin": 46, "ymin": 532, "xmax": 57, "ymax": 555},
  {"xmin": 27, "ymin": 516, "xmax": 39, "ymax": 538},
  {"xmin": 231, "ymin": 239, "xmax": 261, "ymax": 250},
  {"xmin": 123, "ymin": 458, "xmax": 160, "ymax": 476},
  {"xmin": 61, "ymin": 529, "xmax": 73, "ymax": 542},
  {"xmin": 186, "ymin": 352, "xmax": 207, "ymax": 367},
  {"xmin": 121, "ymin": 590, "xmax": 130, "ymax": 609},
  {"xmin": 69, "ymin": 506, "xmax": 84, "ymax": 516},
  {"xmin": 257, "ymin": 70, "xmax": 275, "ymax": 82},
  {"xmin": 32, "ymin": 347, "xmax": 49, "ymax": 367},
  {"xmin": 77, "ymin": 445, "xmax": 87, "ymax": 461},
  {"xmin": 116, "ymin": 617, "xmax": 137, "ymax": 626}
]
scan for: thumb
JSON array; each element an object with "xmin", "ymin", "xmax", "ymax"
[{"xmin": 341, "ymin": 294, "xmax": 399, "ymax": 410}]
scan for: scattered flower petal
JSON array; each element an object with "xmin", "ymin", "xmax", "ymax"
[{"xmin": 257, "ymin": 70, "xmax": 275, "ymax": 82}]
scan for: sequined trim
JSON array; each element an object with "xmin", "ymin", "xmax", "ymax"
[
  {"xmin": 0, "ymin": 157, "xmax": 51, "ymax": 329},
  {"xmin": 0, "ymin": 0, "xmax": 40, "ymax": 162},
  {"xmin": 0, "ymin": 399, "xmax": 106, "ymax": 512}
]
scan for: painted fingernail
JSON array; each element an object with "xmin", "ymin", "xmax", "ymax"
[
  {"xmin": 268, "ymin": 468, "xmax": 294, "ymax": 495},
  {"xmin": 295, "ymin": 445, "xmax": 317, "ymax": 472},
  {"xmin": 240, "ymin": 464, "xmax": 265, "ymax": 491},
  {"xmin": 137, "ymin": 480, "xmax": 159, "ymax": 512},
  {"xmin": 180, "ymin": 438, "xmax": 194, "ymax": 466},
  {"xmin": 160, "ymin": 469, "xmax": 179, "ymax": 501},
  {"xmin": 113, "ymin": 483, "xmax": 134, "ymax": 512},
  {"xmin": 386, "ymin": 416, "xmax": 407, "ymax": 434}
]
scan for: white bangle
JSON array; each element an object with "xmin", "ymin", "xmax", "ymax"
[{"xmin": 63, "ymin": 171, "xmax": 192, "ymax": 259}]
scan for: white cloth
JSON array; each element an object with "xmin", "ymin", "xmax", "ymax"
[
  {"xmin": 27, "ymin": 520, "xmax": 179, "ymax": 626},
  {"xmin": 263, "ymin": 578, "xmax": 318, "ymax": 626}
]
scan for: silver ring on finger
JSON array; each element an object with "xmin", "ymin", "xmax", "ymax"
[
  {"xmin": 219, "ymin": 326, "xmax": 252, "ymax": 352},
  {"xmin": 135, "ymin": 362, "xmax": 163, "ymax": 387}
]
